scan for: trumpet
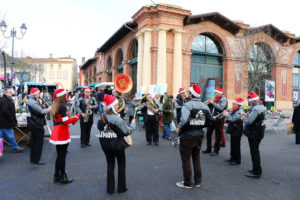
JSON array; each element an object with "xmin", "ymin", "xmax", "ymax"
[
  {"xmin": 213, "ymin": 108, "xmax": 232, "ymax": 119},
  {"xmin": 203, "ymin": 96, "xmax": 216, "ymax": 105}
]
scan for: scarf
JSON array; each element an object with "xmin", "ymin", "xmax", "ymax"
[
  {"xmin": 231, "ymin": 106, "xmax": 240, "ymax": 114},
  {"xmin": 214, "ymin": 95, "xmax": 222, "ymax": 103}
]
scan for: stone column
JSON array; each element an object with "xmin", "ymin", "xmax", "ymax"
[
  {"xmin": 142, "ymin": 28, "xmax": 152, "ymax": 92},
  {"xmin": 173, "ymin": 29, "xmax": 184, "ymax": 94},
  {"xmin": 136, "ymin": 31, "xmax": 144, "ymax": 89},
  {"xmin": 156, "ymin": 27, "xmax": 169, "ymax": 84}
]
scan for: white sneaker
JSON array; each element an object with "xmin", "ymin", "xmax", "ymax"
[
  {"xmin": 195, "ymin": 183, "xmax": 201, "ymax": 188},
  {"xmin": 176, "ymin": 181, "xmax": 192, "ymax": 189}
]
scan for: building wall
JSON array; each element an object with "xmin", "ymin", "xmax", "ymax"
[{"xmin": 95, "ymin": 4, "xmax": 300, "ymax": 109}]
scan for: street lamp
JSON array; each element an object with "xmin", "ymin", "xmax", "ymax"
[{"xmin": 0, "ymin": 20, "xmax": 27, "ymax": 86}]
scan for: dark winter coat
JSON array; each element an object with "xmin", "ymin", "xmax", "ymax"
[
  {"xmin": 0, "ymin": 95, "xmax": 17, "ymax": 129},
  {"xmin": 162, "ymin": 100, "xmax": 173, "ymax": 125},
  {"xmin": 292, "ymin": 105, "xmax": 300, "ymax": 132}
]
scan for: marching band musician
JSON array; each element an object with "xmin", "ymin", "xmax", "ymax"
[
  {"xmin": 203, "ymin": 87, "xmax": 228, "ymax": 156},
  {"xmin": 97, "ymin": 94, "xmax": 135, "ymax": 194},
  {"xmin": 176, "ymin": 84, "xmax": 214, "ymax": 188},
  {"xmin": 27, "ymin": 88, "xmax": 51, "ymax": 165},
  {"xmin": 223, "ymin": 98, "xmax": 244, "ymax": 165},
  {"xmin": 76, "ymin": 87, "xmax": 98, "ymax": 148},
  {"xmin": 242, "ymin": 91, "xmax": 266, "ymax": 179},
  {"xmin": 139, "ymin": 94, "xmax": 160, "ymax": 146},
  {"xmin": 175, "ymin": 88, "xmax": 186, "ymax": 124},
  {"xmin": 49, "ymin": 89, "xmax": 81, "ymax": 184}
]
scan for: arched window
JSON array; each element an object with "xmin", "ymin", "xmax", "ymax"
[
  {"xmin": 190, "ymin": 33, "xmax": 223, "ymax": 86},
  {"xmin": 293, "ymin": 51, "xmax": 300, "ymax": 92},
  {"xmin": 248, "ymin": 42, "xmax": 274, "ymax": 96},
  {"xmin": 107, "ymin": 56, "xmax": 112, "ymax": 82},
  {"xmin": 116, "ymin": 49, "xmax": 123, "ymax": 74}
]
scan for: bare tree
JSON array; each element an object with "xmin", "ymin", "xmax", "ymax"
[{"xmin": 232, "ymin": 26, "xmax": 288, "ymax": 95}]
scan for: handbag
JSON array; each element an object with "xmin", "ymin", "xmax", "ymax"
[{"xmin": 98, "ymin": 113, "xmax": 133, "ymax": 147}]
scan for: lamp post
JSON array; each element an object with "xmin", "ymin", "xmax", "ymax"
[{"xmin": 0, "ymin": 20, "xmax": 27, "ymax": 86}]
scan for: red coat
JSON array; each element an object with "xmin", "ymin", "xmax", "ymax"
[{"xmin": 49, "ymin": 104, "xmax": 79, "ymax": 145}]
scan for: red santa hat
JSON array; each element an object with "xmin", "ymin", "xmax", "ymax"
[
  {"xmin": 104, "ymin": 94, "xmax": 118, "ymax": 109},
  {"xmin": 84, "ymin": 87, "xmax": 90, "ymax": 92},
  {"xmin": 247, "ymin": 91, "xmax": 259, "ymax": 102},
  {"xmin": 53, "ymin": 89, "xmax": 66, "ymax": 101},
  {"xmin": 190, "ymin": 84, "xmax": 201, "ymax": 98},
  {"xmin": 233, "ymin": 97, "xmax": 244, "ymax": 105},
  {"xmin": 30, "ymin": 88, "xmax": 40, "ymax": 95},
  {"xmin": 178, "ymin": 88, "xmax": 185, "ymax": 94},
  {"xmin": 215, "ymin": 87, "xmax": 223, "ymax": 94}
]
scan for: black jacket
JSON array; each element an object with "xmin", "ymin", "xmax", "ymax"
[
  {"xmin": 0, "ymin": 95, "xmax": 17, "ymax": 129},
  {"xmin": 27, "ymin": 96, "xmax": 49, "ymax": 129},
  {"xmin": 292, "ymin": 105, "xmax": 300, "ymax": 131}
]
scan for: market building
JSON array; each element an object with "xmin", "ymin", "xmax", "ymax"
[{"xmin": 81, "ymin": 3, "xmax": 300, "ymax": 108}]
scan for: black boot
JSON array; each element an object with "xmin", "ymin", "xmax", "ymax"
[
  {"xmin": 202, "ymin": 149, "xmax": 211, "ymax": 154},
  {"xmin": 59, "ymin": 174, "xmax": 73, "ymax": 184},
  {"xmin": 54, "ymin": 174, "xmax": 60, "ymax": 183}
]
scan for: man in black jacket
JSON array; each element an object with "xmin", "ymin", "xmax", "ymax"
[
  {"xmin": 0, "ymin": 88, "xmax": 24, "ymax": 152},
  {"xmin": 174, "ymin": 88, "xmax": 186, "ymax": 124},
  {"xmin": 27, "ymin": 88, "xmax": 51, "ymax": 165}
]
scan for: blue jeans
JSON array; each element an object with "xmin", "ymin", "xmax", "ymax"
[
  {"xmin": 163, "ymin": 124, "xmax": 170, "ymax": 139},
  {"xmin": 98, "ymin": 103, "xmax": 104, "ymax": 115},
  {"xmin": 0, "ymin": 128, "xmax": 18, "ymax": 150}
]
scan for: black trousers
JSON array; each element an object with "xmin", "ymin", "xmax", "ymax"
[
  {"xmin": 179, "ymin": 138, "xmax": 202, "ymax": 187},
  {"xmin": 248, "ymin": 138, "xmax": 262, "ymax": 175},
  {"xmin": 145, "ymin": 115, "xmax": 159, "ymax": 144},
  {"xmin": 55, "ymin": 144, "xmax": 69, "ymax": 176},
  {"xmin": 206, "ymin": 122, "xmax": 222, "ymax": 153},
  {"xmin": 104, "ymin": 150, "xmax": 127, "ymax": 194},
  {"xmin": 230, "ymin": 136, "xmax": 241, "ymax": 163},
  {"xmin": 128, "ymin": 116, "xmax": 134, "ymax": 124},
  {"xmin": 80, "ymin": 120, "xmax": 93, "ymax": 145},
  {"xmin": 30, "ymin": 127, "xmax": 44, "ymax": 163}
]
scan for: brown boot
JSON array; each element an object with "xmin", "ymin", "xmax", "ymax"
[{"xmin": 13, "ymin": 147, "xmax": 24, "ymax": 153}]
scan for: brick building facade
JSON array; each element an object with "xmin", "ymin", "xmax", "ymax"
[{"xmin": 80, "ymin": 4, "xmax": 300, "ymax": 108}]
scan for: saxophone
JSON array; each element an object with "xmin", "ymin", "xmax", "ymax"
[{"xmin": 83, "ymin": 99, "xmax": 93, "ymax": 123}]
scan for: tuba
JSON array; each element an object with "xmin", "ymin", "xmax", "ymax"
[
  {"xmin": 142, "ymin": 94, "xmax": 158, "ymax": 113},
  {"xmin": 114, "ymin": 73, "xmax": 133, "ymax": 113}
]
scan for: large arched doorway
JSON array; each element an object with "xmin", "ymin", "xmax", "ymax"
[
  {"xmin": 116, "ymin": 49, "xmax": 123, "ymax": 74},
  {"xmin": 107, "ymin": 56, "xmax": 112, "ymax": 82},
  {"xmin": 248, "ymin": 42, "xmax": 274, "ymax": 100},
  {"xmin": 128, "ymin": 39, "xmax": 138, "ymax": 94},
  {"xmin": 190, "ymin": 33, "xmax": 223, "ymax": 87},
  {"xmin": 293, "ymin": 50, "xmax": 300, "ymax": 102}
]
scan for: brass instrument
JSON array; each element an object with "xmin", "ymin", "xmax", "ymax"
[
  {"xmin": 116, "ymin": 96, "xmax": 125, "ymax": 113},
  {"xmin": 184, "ymin": 97, "xmax": 190, "ymax": 103},
  {"xmin": 143, "ymin": 94, "xmax": 158, "ymax": 113},
  {"xmin": 84, "ymin": 100, "xmax": 93, "ymax": 123},
  {"xmin": 113, "ymin": 73, "xmax": 133, "ymax": 113},
  {"xmin": 213, "ymin": 107, "xmax": 233, "ymax": 119},
  {"xmin": 203, "ymin": 96, "xmax": 216, "ymax": 105}
]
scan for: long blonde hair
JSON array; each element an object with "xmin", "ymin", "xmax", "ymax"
[{"xmin": 50, "ymin": 94, "xmax": 68, "ymax": 117}]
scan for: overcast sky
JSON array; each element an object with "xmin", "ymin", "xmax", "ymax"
[{"xmin": 0, "ymin": 0, "xmax": 299, "ymax": 65}]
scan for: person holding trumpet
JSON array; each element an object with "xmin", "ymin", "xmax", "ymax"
[
  {"xmin": 202, "ymin": 87, "xmax": 228, "ymax": 156},
  {"xmin": 223, "ymin": 98, "xmax": 244, "ymax": 165},
  {"xmin": 241, "ymin": 91, "xmax": 265, "ymax": 179}
]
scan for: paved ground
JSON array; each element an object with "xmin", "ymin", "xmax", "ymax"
[{"xmin": 0, "ymin": 114, "xmax": 299, "ymax": 200}]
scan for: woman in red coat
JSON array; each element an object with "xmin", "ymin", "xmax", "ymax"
[{"xmin": 49, "ymin": 89, "xmax": 81, "ymax": 184}]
